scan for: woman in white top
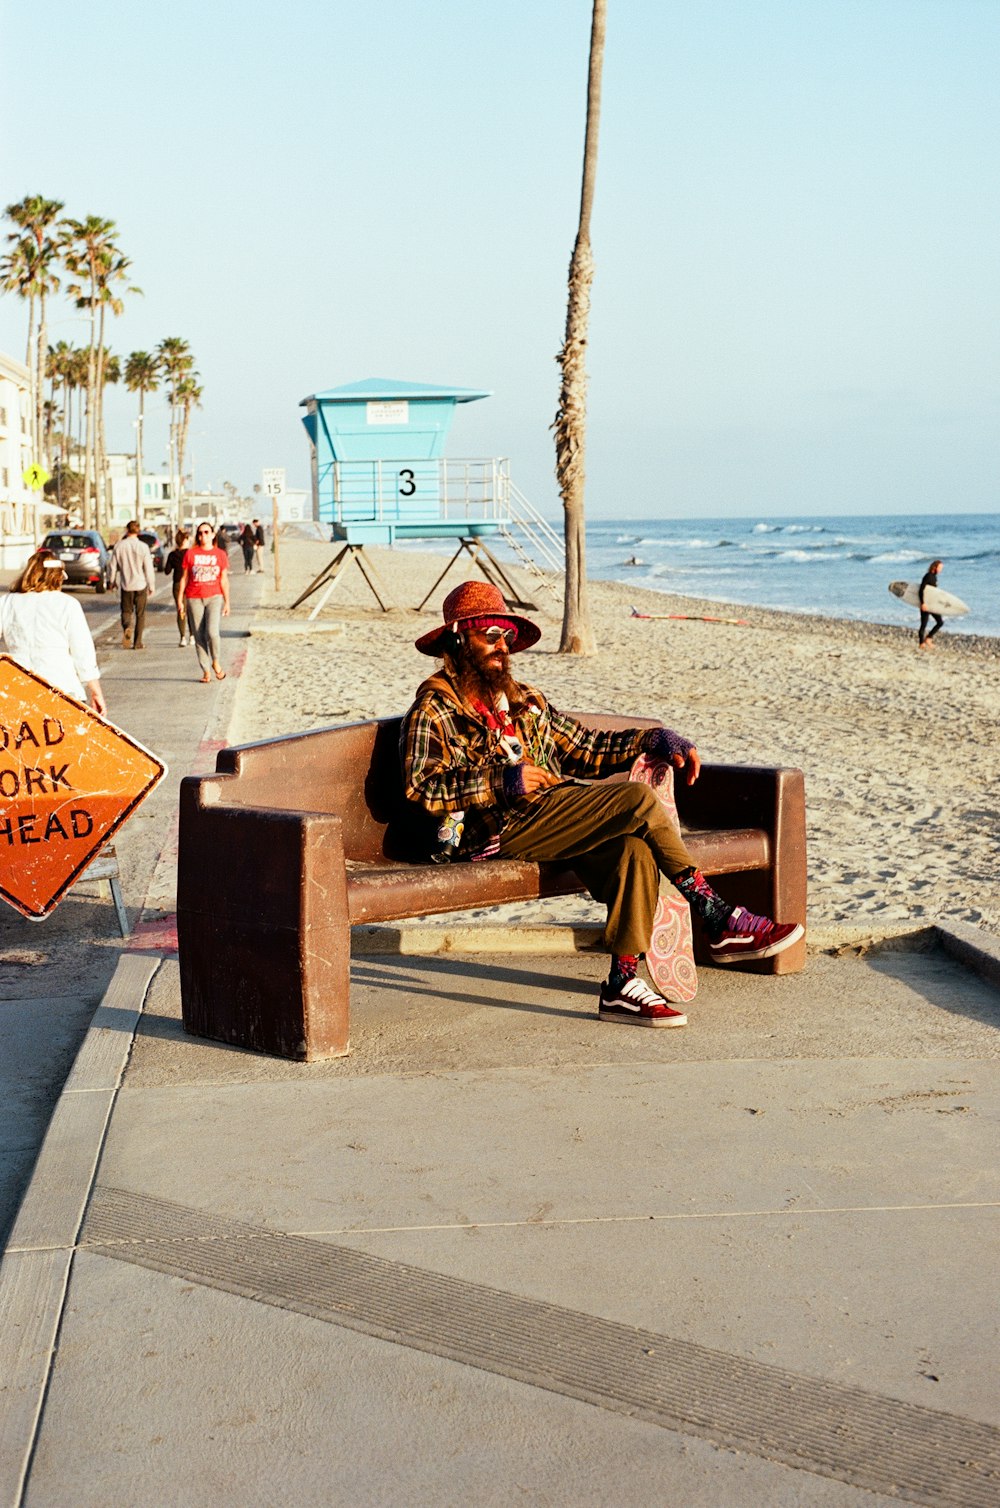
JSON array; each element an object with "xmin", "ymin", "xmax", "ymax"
[{"xmin": 0, "ymin": 549, "xmax": 107, "ymax": 714}]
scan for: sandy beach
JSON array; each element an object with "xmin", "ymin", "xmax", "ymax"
[{"xmin": 230, "ymin": 537, "xmax": 1000, "ymax": 940}]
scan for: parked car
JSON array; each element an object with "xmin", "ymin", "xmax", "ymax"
[
  {"xmin": 138, "ymin": 530, "xmax": 166, "ymax": 572},
  {"xmin": 217, "ymin": 523, "xmax": 242, "ymax": 545},
  {"xmin": 41, "ymin": 530, "xmax": 111, "ymax": 593}
]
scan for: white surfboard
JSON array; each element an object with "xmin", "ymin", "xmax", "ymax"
[{"xmin": 889, "ymin": 581, "xmax": 969, "ymax": 617}]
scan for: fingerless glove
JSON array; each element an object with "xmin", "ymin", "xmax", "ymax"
[
  {"xmin": 502, "ymin": 763, "xmax": 528, "ymax": 800},
  {"xmin": 642, "ymin": 726, "xmax": 695, "ymax": 761}
]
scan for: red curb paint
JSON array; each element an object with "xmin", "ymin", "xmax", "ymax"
[{"xmin": 128, "ymin": 913, "xmax": 178, "ymax": 953}]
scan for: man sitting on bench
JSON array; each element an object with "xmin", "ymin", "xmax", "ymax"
[{"xmin": 401, "ymin": 581, "xmax": 804, "ymax": 1029}]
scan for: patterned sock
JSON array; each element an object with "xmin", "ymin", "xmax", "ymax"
[
  {"xmin": 673, "ymin": 867, "xmax": 734, "ymax": 939},
  {"xmin": 608, "ymin": 953, "xmax": 639, "ymax": 991}
]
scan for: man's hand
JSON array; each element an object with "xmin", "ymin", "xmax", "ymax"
[
  {"xmin": 642, "ymin": 724, "xmax": 700, "ymax": 783},
  {"xmin": 673, "ymin": 747, "xmax": 700, "ymax": 785},
  {"xmin": 518, "ymin": 761, "xmax": 561, "ymax": 794}
]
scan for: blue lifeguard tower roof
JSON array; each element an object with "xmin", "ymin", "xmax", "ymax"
[{"xmin": 301, "ymin": 377, "xmax": 491, "ymax": 405}]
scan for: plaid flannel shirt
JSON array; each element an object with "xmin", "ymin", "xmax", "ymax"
[{"xmin": 400, "ymin": 672, "xmax": 648, "ymax": 858}]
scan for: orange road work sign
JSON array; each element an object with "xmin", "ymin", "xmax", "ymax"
[{"xmin": 0, "ymin": 655, "xmax": 166, "ymax": 920}]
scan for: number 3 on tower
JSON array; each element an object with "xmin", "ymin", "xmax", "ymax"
[{"xmin": 399, "ymin": 469, "xmax": 416, "ymax": 497}]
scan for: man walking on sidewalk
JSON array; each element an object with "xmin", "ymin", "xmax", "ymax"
[
  {"xmin": 252, "ymin": 518, "xmax": 265, "ymax": 572},
  {"xmin": 110, "ymin": 520, "xmax": 156, "ymax": 650}
]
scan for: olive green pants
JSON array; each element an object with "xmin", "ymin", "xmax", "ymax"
[{"xmin": 498, "ymin": 781, "xmax": 694, "ymax": 957}]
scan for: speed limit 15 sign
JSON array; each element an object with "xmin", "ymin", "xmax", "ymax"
[{"xmin": 262, "ymin": 468, "xmax": 285, "ymax": 497}]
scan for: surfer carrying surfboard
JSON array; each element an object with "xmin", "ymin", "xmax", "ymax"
[
  {"xmin": 402, "ymin": 581, "xmax": 805, "ymax": 1028},
  {"xmin": 918, "ymin": 560, "xmax": 945, "ymax": 649}
]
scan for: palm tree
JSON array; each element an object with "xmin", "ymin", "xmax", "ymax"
[
  {"xmin": 0, "ymin": 235, "xmax": 51, "ymax": 470},
  {"xmin": 42, "ymin": 397, "xmax": 61, "ymax": 462},
  {"xmin": 3, "ymin": 196, "xmax": 64, "ymax": 466},
  {"xmin": 175, "ymin": 374, "xmax": 203, "ymax": 513},
  {"xmin": 61, "ymin": 220, "xmax": 139, "ymax": 530},
  {"xmin": 157, "ymin": 337, "xmax": 194, "ymax": 514},
  {"xmin": 61, "ymin": 215, "xmax": 116, "ymax": 528},
  {"xmin": 96, "ymin": 349, "xmax": 123, "ymax": 532},
  {"xmin": 553, "ymin": 0, "xmax": 606, "ymax": 655},
  {"xmin": 60, "ymin": 345, "xmax": 89, "ymax": 471},
  {"xmin": 94, "ymin": 254, "xmax": 139, "ymax": 534},
  {"xmin": 124, "ymin": 350, "xmax": 161, "ymax": 522},
  {"xmin": 0, "ymin": 236, "xmax": 38, "ymax": 429},
  {"xmin": 46, "ymin": 340, "xmax": 75, "ymax": 467}
]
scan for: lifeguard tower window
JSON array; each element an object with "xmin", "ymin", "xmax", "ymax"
[{"xmin": 296, "ymin": 376, "xmax": 564, "ymax": 613}]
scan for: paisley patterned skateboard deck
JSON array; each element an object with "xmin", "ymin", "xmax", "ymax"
[{"xmin": 629, "ymin": 753, "xmax": 698, "ymax": 1004}]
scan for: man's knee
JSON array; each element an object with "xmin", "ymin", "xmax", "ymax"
[
  {"xmin": 612, "ymin": 780, "xmax": 692, "ymax": 876},
  {"xmin": 608, "ymin": 782, "xmax": 659, "ymax": 825}
]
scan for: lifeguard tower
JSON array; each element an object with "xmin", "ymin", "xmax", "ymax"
[{"xmin": 296, "ymin": 376, "xmax": 561, "ymax": 614}]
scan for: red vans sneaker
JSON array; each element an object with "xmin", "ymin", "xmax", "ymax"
[
  {"xmin": 709, "ymin": 907, "xmax": 804, "ymax": 964},
  {"xmin": 599, "ymin": 975, "xmax": 687, "ymax": 1027}
]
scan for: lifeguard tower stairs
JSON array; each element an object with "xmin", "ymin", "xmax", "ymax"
[{"xmin": 296, "ymin": 377, "xmax": 562, "ymax": 615}]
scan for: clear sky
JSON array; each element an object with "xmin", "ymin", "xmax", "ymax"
[{"xmin": 2, "ymin": 0, "xmax": 997, "ymax": 518}]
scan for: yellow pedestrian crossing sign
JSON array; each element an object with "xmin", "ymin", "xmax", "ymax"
[{"xmin": 23, "ymin": 463, "xmax": 51, "ymax": 491}]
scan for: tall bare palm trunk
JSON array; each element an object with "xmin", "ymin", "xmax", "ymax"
[
  {"xmin": 36, "ymin": 293, "xmax": 49, "ymax": 467},
  {"xmin": 59, "ymin": 375, "xmax": 68, "ymax": 468},
  {"xmin": 554, "ymin": 0, "xmax": 606, "ymax": 655},
  {"xmin": 178, "ymin": 404, "xmax": 191, "ymax": 513},
  {"xmin": 82, "ymin": 298, "xmax": 97, "ymax": 530},
  {"xmin": 168, "ymin": 400, "xmax": 177, "ymax": 520},
  {"xmin": 95, "ymin": 304, "xmax": 108, "ymax": 535},
  {"xmin": 135, "ymin": 389, "xmax": 145, "ymax": 523},
  {"xmin": 24, "ymin": 294, "xmax": 38, "ymax": 462}
]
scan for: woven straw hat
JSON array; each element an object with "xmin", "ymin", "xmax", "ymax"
[{"xmin": 414, "ymin": 580, "xmax": 541, "ymax": 656}]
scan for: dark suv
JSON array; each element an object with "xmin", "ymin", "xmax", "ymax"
[
  {"xmin": 41, "ymin": 530, "xmax": 111, "ymax": 592},
  {"xmin": 139, "ymin": 530, "xmax": 166, "ymax": 572}
]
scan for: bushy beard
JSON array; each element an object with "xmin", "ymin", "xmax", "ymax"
[{"xmin": 445, "ymin": 642, "xmax": 523, "ymax": 710}]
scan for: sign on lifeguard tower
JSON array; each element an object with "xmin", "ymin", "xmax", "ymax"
[{"xmin": 0, "ymin": 656, "xmax": 166, "ymax": 920}]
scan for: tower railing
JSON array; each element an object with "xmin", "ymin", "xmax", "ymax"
[{"xmin": 324, "ymin": 456, "xmax": 565, "ymax": 588}]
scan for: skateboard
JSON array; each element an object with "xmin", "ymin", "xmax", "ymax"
[{"xmin": 629, "ymin": 753, "xmax": 698, "ymax": 1003}]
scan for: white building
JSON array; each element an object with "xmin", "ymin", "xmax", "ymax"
[
  {"xmin": 105, "ymin": 454, "xmax": 173, "ymax": 528},
  {"xmin": 0, "ymin": 350, "xmax": 41, "ymax": 569}
]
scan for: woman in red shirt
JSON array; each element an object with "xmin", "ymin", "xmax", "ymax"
[{"xmin": 179, "ymin": 521, "xmax": 230, "ymax": 682}]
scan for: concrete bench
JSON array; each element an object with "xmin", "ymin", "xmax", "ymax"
[{"xmin": 177, "ymin": 714, "xmax": 806, "ymax": 1060}]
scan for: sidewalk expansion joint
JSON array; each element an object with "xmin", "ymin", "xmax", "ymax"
[
  {"xmin": 282, "ymin": 1198, "xmax": 1000, "ymax": 1238},
  {"xmin": 81, "ymin": 1184, "xmax": 1000, "ymax": 1508}
]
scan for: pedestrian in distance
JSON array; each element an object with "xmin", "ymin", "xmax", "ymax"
[
  {"xmin": 918, "ymin": 559, "xmax": 945, "ymax": 650},
  {"xmin": 401, "ymin": 581, "xmax": 804, "ymax": 1028},
  {"xmin": 109, "ymin": 519, "xmax": 156, "ymax": 650},
  {"xmin": 252, "ymin": 518, "xmax": 265, "ymax": 572},
  {"xmin": 0, "ymin": 548, "xmax": 106, "ymax": 714},
  {"xmin": 239, "ymin": 522, "xmax": 256, "ymax": 574},
  {"xmin": 179, "ymin": 520, "xmax": 230, "ymax": 683},
  {"xmin": 163, "ymin": 528, "xmax": 191, "ymax": 647}
]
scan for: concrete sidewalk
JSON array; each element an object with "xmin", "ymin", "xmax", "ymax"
[
  {"xmin": 0, "ymin": 566, "xmax": 261, "ymax": 1242},
  {"xmin": 2, "ymin": 925, "xmax": 999, "ymax": 1506},
  {"xmin": 2, "ymin": 562, "xmax": 1000, "ymax": 1505}
]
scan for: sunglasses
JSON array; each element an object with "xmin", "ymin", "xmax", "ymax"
[
  {"xmin": 482, "ymin": 626, "xmax": 516, "ymax": 646},
  {"xmin": 197, "ymin": 528, "xmax": 213, "ymax": 536}
]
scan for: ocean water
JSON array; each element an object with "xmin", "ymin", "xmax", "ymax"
[{"xmin": 586, "ymin": 513, "xmax": 1000, "ymax": 639}]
